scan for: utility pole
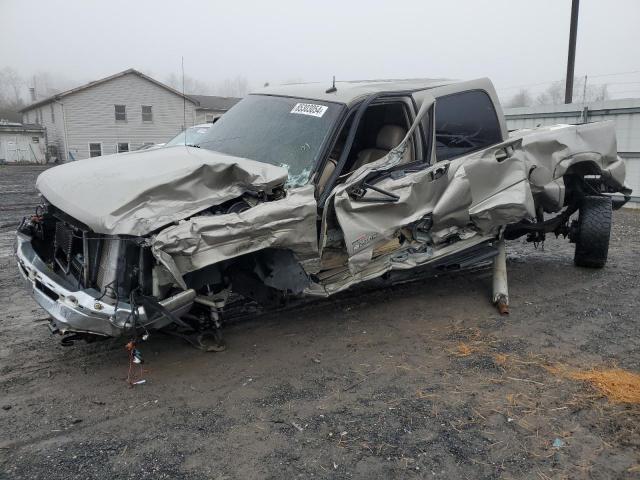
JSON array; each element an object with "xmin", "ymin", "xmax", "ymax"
[
  {"xmin": 182, "ymin": 56, "xmax": 186, "ymax": 131},
  {"xmin": 565, "ymin": 0, "xmax": 580, "ymax": 104}
]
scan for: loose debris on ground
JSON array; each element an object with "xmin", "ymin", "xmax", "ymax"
[{"xmin": 0, "ymin": 165, "xmax": 639, "ymax": 479}]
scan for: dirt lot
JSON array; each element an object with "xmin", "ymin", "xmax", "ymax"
[{"xmin": 1, "ymin": 164, "xmax": 639, "ymax": 479}]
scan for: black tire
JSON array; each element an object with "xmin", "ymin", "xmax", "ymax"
[{"xmin": 573, "ymin": 196, "xmax": 612, "ymax": 268}]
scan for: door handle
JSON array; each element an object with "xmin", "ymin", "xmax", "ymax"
[{"xmin": 495, "ymin": 149, "xmax": 508, "ymax": 162}]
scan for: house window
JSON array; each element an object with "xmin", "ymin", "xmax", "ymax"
[
  {"xmin": 205, "ymin": 113, "xmax": 215, "ymax": 123},
  {"xmin": 32, "ymin": 137, "xmax": 40, "ymax": 143},
  {"xmin": 117, "ymin": 142, "xmax": 129, "ymax": 153},
  {"xmin": 89, "ymin": 143, "xmax": 102, "ymax": 158},
  {"xmin": 50, "ymin": 104, "xmax": 55, "ymax": 122},
  {"xmin": 142, "ymin": 105, "xmax": 153, "ymax": 122},
  {"xmin": 434, "ymin": 90, "xmax": 502, "ymax": 161},
  {"xmin": 115, "ymin": 105, "xmax": 126, "ymax": 121}
]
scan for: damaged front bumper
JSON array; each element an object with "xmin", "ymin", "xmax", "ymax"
[{"xmin": 15, "ymin": 233, "xmax": 195, "ymax": 337}]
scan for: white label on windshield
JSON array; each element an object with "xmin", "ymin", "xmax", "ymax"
[{"xmin": 290, "ymin": 103, "xmax": 328, "ymax": 118}]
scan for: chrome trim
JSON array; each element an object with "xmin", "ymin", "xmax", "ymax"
[{"xmin": 15, "ymin": 234, "xmax": 195, "ymax": 337}]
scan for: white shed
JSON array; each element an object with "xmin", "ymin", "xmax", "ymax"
[{"xmin": 0, "ymin": 121, "xmax": 46, "ymax": 164}]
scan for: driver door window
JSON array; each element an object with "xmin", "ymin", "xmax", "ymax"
[{"xmin": 318, "ymin": 101, "xmax": 418, "ymax": 193}]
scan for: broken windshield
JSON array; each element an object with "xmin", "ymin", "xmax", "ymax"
[{"xmin": 196, "ymin": 95, "xmax": 342, "ymax": 187}]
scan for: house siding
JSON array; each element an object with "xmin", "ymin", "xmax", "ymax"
[
  {"xmin": 195, "ymin": 109, "xmax": 225, "ymax": 124},
  {"xmin": 23, "ymin": 72, "xmax": 197, "ymax": 161},
  {"xmin": 23, "ymin": 103, "xmax": 65, "ymax": 158}
]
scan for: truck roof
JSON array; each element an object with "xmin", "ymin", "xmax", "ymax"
[{"xmin": 251, "ymin": 77, "xmax": 495, "ymax": 106}]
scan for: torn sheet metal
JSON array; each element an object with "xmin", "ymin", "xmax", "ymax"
[
  {"xmin": 151, "ymin": 185, "xmax": 318, "ymax": 284},
  {"xmin": 36, "ymin": 146, "xmax": 288, "ymax": 236},
  {"xmin": 508, "ymin": 121, "xmax": 627, "ymax": 191},
  {"xmin": 306, "ymin": 232, "xmax": 495, "ymax": 297},
  {"xmin": 331, "ymin": 147, "xmax": 534, "ymax": 272},
  {"xmin": 330, "ymin": 121, "xmax": 623, "ymax": 274}
]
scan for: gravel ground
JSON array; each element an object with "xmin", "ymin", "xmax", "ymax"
[{"xmin": 1, "ymin": 164, "xmax": 639, "ymax": 479}]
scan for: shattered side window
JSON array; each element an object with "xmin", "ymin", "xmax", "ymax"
[
  {"xmin": 197, "ymin": 95, "xmax": 342, "ymax": 188},
  {"xmin": 434, "ymin": 90, "xmax": 502, "ymax": 161}
]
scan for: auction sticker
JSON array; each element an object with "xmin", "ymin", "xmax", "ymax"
[{"xmin": 290, "ymin": 103, "xmax": 328, "ymax": 118}]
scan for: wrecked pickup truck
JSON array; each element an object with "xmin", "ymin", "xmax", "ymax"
[{"xmin": 16, "ymin": 78, "xmax": 631, "ymax": 349}]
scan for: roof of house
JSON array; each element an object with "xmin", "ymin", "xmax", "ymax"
[
  {"xmin": 19, "ymin": 68, "xmax": 198, "ymax": 112},
  {"xmin": 0, "ymin": 121, "xmax": 45, "ymax": 133},
  {"xmin": 188, "ymin": 94, "xmax": 241, "ymax": 111},
  {"xmin": 0, "ymin": 108, "xmax": 23, "ymax": 123}
]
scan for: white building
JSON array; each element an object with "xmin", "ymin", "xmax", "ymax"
[
  {"xmin": 20, "ymin": 69, "xmax": 202, "ymax": 162},
  {"xmin": 0, "ymin": 121, "xmax": 46, "ymax": 164},
  {"xmin": 190, "ymin": 95, "xmax": 240, "ymax": 124}
]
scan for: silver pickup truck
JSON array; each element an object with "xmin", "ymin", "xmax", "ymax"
[{"xmin": 16, "ymin": 78, "xmax": 631, "ymax": 348}]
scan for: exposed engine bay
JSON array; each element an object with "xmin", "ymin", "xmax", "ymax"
[{"xmin": 16, "ymin": 188, "xmax": 301, "ymax": 349}]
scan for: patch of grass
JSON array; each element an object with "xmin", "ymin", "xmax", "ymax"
[{"xmin": 546, "ymin": 365, "xmax": 640, "ymax": 404}]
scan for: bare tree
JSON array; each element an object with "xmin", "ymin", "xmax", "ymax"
[
  {"xmin": 31, "ymin": 71, "xmax": 75, "ymax": 99},
  {"xmin": 164, "ymin": 71, "xmax": 249, "ymax": 98},
  {"xmin": 536, "ymin": 81, "xmax": 565, "ymax": 105},
  {"xmin": 537, "ymin": 77, "xmax": 609, "ymax": 105},
  {"xmin": 505, "ymin": 89, "xmax": 533, "ymax": 108},
  {"xmin": 213, "ymin": 75, "xmax": 249, "ymax": 97},
  {"xmin": 0, "ymin": 67, "xmax": 25, "ymax": 104},
  {"xmin": 165, "ymin": 73, "xmax": 213, "ymax": 95}
]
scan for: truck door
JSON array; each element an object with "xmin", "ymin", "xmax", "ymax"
[{"xmin": 327, "ymin": 90, "xmax": 534, "ymax": 273}]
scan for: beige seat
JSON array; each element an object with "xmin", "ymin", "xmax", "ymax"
[
  {"xmin": 317, "ymin": 124, "xmax": 412, "ymax": 193},
  {"xmin": 350, "ymin": 124, "xmax": 407, "ymax": 171}
]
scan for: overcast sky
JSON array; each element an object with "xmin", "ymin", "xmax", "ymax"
[{"xmin": 2, "ymin": 0, "xmax": 639, "ymax": 99}]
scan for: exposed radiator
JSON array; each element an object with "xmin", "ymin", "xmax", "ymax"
[
  {"xmin": 95, "ymin": 237, "xmax": 124, "ymax": 295},
  {"xmin": 53, "ymin": 221, "xmax": 75, "ymax": 273}
]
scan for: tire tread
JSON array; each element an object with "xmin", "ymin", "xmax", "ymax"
[{"xmin": 574, "ymin": 196, "xmax": 612, "ymax": 268}]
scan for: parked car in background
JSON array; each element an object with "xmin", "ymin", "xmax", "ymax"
[
  {"xmin": 165, "ymin": 123, "xmax": 214, "ymax": 147},
  {"xmin": 135, "ymin": 143, "xmax": 165, "ymax": 151}
]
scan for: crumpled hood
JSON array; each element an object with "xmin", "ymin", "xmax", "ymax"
[{"xmin": 36, "ymin": 146, "xmax": 288, "ymax": 235}]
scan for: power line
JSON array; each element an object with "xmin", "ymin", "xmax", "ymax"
[
  {"xmin": 497, "ymin": 70, "xmax": 640, "ymax": 93},
  {"xmin": 589, "ymin": 70, "xmax": 640, "ymax": 78},
  {"xmin": 605, "ymin": 89, "xmax": 640, "ymax": 94},
  {"xmin": 603, "ymin": 81, "xmax": 640, "ymax": 86}
]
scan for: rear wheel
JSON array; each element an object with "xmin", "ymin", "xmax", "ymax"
[{"xmin": 572, "ymin": 196, "xmax": 612, "ymax": 268}]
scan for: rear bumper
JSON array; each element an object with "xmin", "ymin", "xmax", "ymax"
[{"xmin": 15, "ymin": 233, "xmax": 195, "ymax": 337}]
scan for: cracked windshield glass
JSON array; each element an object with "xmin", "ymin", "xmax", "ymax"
[{"xmin": 196, "ymin": 95, "xmax": 342, "ymax": 187}]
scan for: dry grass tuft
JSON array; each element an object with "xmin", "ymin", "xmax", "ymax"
[
  {"xmin": 453, "ymin": 342, "xmax": 475, "ymax": 357},
  {"xmin": 547, "ymin": 365, "xmax": 640, "ymax": 404},
  {"xmin": 493, "ymin": 353, "xmax": 509, "ymax": 366}
]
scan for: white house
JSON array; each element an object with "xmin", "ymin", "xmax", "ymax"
[
  {"xmin": 20, "ymin": 69, "xmax": 201, "ymax": 162},
  {"xmin": 190, "ymin": 95, "xmax": 240, "ymax": 124}
]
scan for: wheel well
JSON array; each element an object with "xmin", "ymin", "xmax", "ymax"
[
  {"xmin": 183, "ymin": 248, "xmax": 311, "ymax": 307},
  {"xmin": 563, "ymin": 162, "xmax": 604, "ymax": 206}
]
